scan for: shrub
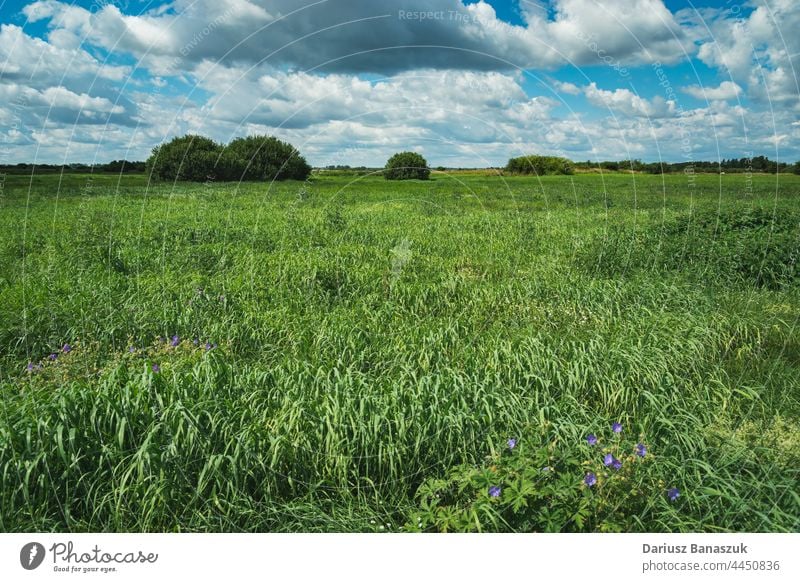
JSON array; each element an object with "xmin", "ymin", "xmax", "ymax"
[
  {"xmin": 224, "ymin": 135, "xmax": 311, "ymax": 181},
  {"xmin": 504, "ymin": 155, "xmax": 574, "ymax": 176},
  {"xmin": 384, "ymin": 152, "xmax": 430, "ymax": 180},
  {"xmin": 146, "ymin": 135, "xmax": 222, "ymax": 182},
  {"xmin": 146, "ymin": 134, "xmax": 311, "ymax": 182}
]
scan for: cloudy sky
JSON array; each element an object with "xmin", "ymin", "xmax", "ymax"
[{"xmin": 0, "ymin": 0, "xmax": 798, "ymax": 166}]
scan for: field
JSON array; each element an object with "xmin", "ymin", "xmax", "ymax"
[{"xmin": 0, "ymin": 171, "xmax": 798, "ymax": 532}]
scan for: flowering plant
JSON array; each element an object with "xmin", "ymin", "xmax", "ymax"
[{"xmin": 406, "ymin": 422, "xmax": 680, "ymax": 532}]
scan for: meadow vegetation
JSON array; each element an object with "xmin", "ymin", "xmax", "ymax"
[{"xmin": 0, "ymin": 171, "xmax": 798, "ymax": 532}]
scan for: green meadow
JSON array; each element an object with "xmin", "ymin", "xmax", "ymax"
[{"xmin": 0, "ymin": 171, "xmax": 798, "ymax": 532}]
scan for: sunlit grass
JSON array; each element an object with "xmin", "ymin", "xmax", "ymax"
[{"xmin": 0, "ymin": 172, "xmax": 798, "ymax": 531}]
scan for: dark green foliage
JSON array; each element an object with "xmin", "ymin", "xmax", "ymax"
[
  {"xmin": 505, "ymin": 155, "xmax": 574, "ymax": 175},
  {"xmin": 145, "ymin": 134, "xmax": 311, "ymax": 182},
  {"xmin": 224, "ymin": 135, "xmax": 311, "ymax": 181},
  {"xmin": 384, "ymin": 151, "xmax": 430, "ymax": 180},
  {"xmin": 146, "ymin": 135, "xmax": 221, "ymax": 182}
]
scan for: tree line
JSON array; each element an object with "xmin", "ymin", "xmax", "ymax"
[
  {"xmin": 0, "ymin": 160, "xmax": 145, "ymax": 174},
  {"xmin": 4, "ymin": 136, "xmax": 799, "ymax": 179},
  {"xmin": 572, "ymin": 156, "xmax": 796, "ymax": 174}
]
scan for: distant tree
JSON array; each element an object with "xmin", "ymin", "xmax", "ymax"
[
  {"xmin": 103, "ymin": 160, "xmax": 145, "ymax": 173},
  {"xmin": 504, "ymin": 155, "xmax": 574, "ymax": 175},
  {"xmin": 793, "ymin": 161, "xmax": 800, "ymax": 175},
  {"xmin": 384, "ymin": 151, "xmax": 430, "ymax": 180}
]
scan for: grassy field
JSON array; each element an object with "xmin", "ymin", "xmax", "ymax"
[{"xmin": 0, "ymin": 171, "xmax": 798, "ymax": 532}]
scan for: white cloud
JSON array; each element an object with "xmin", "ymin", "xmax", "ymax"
[
  {"xmin": 583, "ymin": 83, "xmax": 676, "ymax": 118},
  {"xmin": 2, "ymin": 0, "xmax": 798, "ymax": 165},
  {"xmin": 693, "ymin": 0, "xmax": 800, "ymax": 108},
  {"xmin": 22, "ymin": 0, "xmax": 693, "ymax": 75},
  {"xmin": 0, "ymin": 24, "xmax": 130, "ymax": 85},
  {"xmin": 682, "ymin": 81, "xmax": 742, "ymax": 101}
]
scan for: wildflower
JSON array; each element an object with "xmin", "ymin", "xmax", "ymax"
[
  {"xmin": 488, "ymin": 485, "xmax": 502, "ymax": 498},
  {"xmin": 152, "ymin": 363, "xmax": 160, "ymax": 373},
  {"xmin": 612, "ymin": 422, "xmax": 622, "ymax": 434},
  {"xmin": 205, "ymin": 342, "xmax": 216, "ymax": 351},
  {"xmin": 612, "ymin": 458, "xmax": 622, "ymax": 470},
  {"xmin": 26, "ymin": 362, "xmax": 34, "ymax": 372},
  {"xmin": 129, "ymin": 346, "xmax": 136, "ymax": 353},
  {"xmin": 586, "ymin": 434, "xmax": 598, "ymax": 446},
  {"xmin": 507, "ymin": 438, "xmax": 517, "ymax": 450},
  {"xmin": 170, "ymin": 335, "xmax": 180, "ymax": 347},
  {"xmin": 62, "ymin": 344, "xmax": 72, "ymax": 353},
  {"xmin": 603, "ymin": 453, "xmax": 614, "ymax": 466},
  {"xmin": 584, "ymin": 472, "xmax": 597, "ymax": 487},
  {"xmin": 48, "ymin": 353, "xmax": 58, "ymax": 361},
  {"xmin": 193, "ymin": 338, "xmax": 199, "ymax": 346},
  {"xmin": 668, "ymin": 487, "xmax": 680, "ymax": 502},
  {"xmin": 636, "ymin": 443, "xmax": 647, "ymax": 457}
]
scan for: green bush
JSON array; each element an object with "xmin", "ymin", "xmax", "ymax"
[
  {"xmin": 146, "ymin": 135, "xmax": 222, "ymax": 182},
  {"xmin": 146, "ymin": 134, "xmax": 311, "ymax": 182},
  {"xmin": 505, "ymin": 155, "xmax": 574, "ymax": 176},
  {"xmin": 224, "ymin": 135, "xmax": 311, "ymax": 181},
  {"xmin": 384, "ymin": 152, "xmax": 430, "ymax": 180}
]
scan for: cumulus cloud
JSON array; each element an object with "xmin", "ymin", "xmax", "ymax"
[
  {"xmin": 1, "ymin": 0, "xmax": 798, "ymax": 165},
  {"xmin": 692, "ymin": 0, "xmax": 800, "ymax": 108},
  {"xmin": 682, "ymin": 81, "xmax": 742, "ymax": 101},
  {"xmin": 584, "ymin": 83, "xmax": 676, "ymax": 118},
  {"xmin": 22, "ymin": 0, "xmax": 693, "ymax": 74},
  {"xmin": 0, "ymin": 24, "xmax": 130, "ymax": 85}
]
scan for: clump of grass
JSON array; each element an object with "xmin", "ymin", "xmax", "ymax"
[{"xmin": 577, "ymin": 206, "xmax": 800, "ymax": 289}]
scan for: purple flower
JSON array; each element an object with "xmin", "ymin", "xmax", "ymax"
[
  {"xmin": 612, "ymin": 422, "xmax": 622, "ymax": 434},
  {"xmin": 668, "ymin": 487, "xmax": 680, "ymax": 502},
  {"xmin": 586, "ymin": 434, "xmax": 598, "ymax": 446},
  {"xmin": 152, "ymin": 363, "xmax": 160, "ymax": 373},
  {"xmin": 205, "ymin": 342, "xmax": 216, "ymax": 351},
  {"xmin": 603, "ymin": 453, "xmax": 614, "ymax": 466},
  {"xmin": 128, "ymin": 346, "xmax": 136, "ymax": 353},
  {"xmin": 26, "ymin": 362, "xmax": 34, "ymax": 372},
  {"xmin": 488, "ymin": 485, "xmax": 502, "ymax": 498},
  {"xmin": 636, "ymin": 443, "xmax": 647, "ymax": 457},
  {"xmin": 170, "ymin": 335, "xmax": 180, "ymax": 347},
  {"xmin": 193, "ymin": 338, "xmax": 199, "ymax": 346},
  {"xmin": 48, "ymin": 353, "xmax": 58, "ymax": 361},
  {"xmin": 507, "ymin": 438, "xmax": 517, "ymax": 450},
  {"xmin": 612, "ymin": 458, "xmax": 622, "ymax": 470},
  {"xmin": 584, "ymin": 472, "xmax": 597, "ymax": 487},
  {"xmin": 62, "ymin": 344, "xmax": 72, "ymax": 353}
]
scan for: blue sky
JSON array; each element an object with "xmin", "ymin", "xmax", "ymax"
[{"xmin": 0, "ymin": 0, "xmax": 797, "ymax": 166}]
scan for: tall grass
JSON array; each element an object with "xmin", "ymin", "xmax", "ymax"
[{"xmin": 0, "ymin": 172, "xmax": 798, "ymax": 531}]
